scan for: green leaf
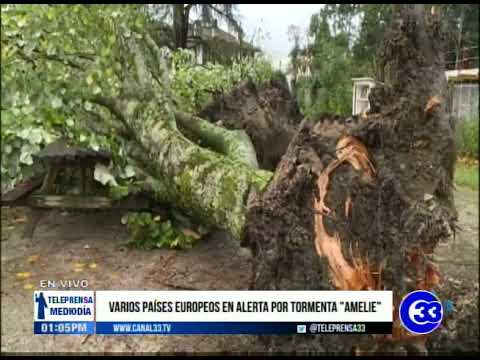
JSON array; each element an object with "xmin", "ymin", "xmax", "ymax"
[
  {"xmin": 84, "ymin": 101, "xmax": 93, "ymax": 111},
  {"xmin": 19, "ymin": 150, "xmax": 33, "ymax": 166},
  {"xmin": 101, "ymin": 48, "xmax": 110, "ymax": 58},
  {"xmin": 94, "ymin": 163, "xmax": 118, "ymax": 186},
  {"xmin": 29, "ymin": 129, "xmax": 43, "ymax": 144},
  {"xmin": 51, "ymin": 97, "xmax": 63, "ymax": 109},
  {"xmin": 110, "ymin": 185, "xmax": 130, "ymax": 200},
  {"xmin": 16, "ymin": 16, "xmax": 27, "ymax": 28},
  {"xmin": 120, "ymin": 165, "xmax": 135, "ymax": 179},
  {"xmin": 121, "ymin": 214, "xmax": 129, "ymax": 225}
]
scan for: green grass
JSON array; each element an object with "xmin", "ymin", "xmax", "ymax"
[
  {"xmin": 454, "ymin": 162, "xmax": 479, "ymax": 191},
  {"xmin": 455, "ymin": 118, "xmax": 479, "ymax": 158}
]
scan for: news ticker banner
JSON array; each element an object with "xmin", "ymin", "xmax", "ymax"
[{"xmin": 34, "ymin": 290, "xmax": 392, "ymax": 335}]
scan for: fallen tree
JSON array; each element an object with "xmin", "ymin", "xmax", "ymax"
[{"xmin": 1, "ymin": 4, "xmax": 464, "ymax": 354}]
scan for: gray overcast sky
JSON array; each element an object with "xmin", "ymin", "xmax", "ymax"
[{"xmin": 237, "ymin": 4, "xmax": 323, "ymax": 68}]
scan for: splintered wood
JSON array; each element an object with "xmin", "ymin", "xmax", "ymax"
[
  {"xmin": 314, "ymin": 136, "xmax": 378, "ymax": 290},
  {"xmin": 317, "ymin": 135, "xmax": 376, "ymax": 216},
  {"xmin": 335, "ymin": 135, "xmax": 376, "ymax": 180},
  {"xmin": 314, "ymin": 136, "xmax": 441, "ymax": 352},
  {"xmin": 314, "ymin": 136, "xmax": 440, "ymax": 292},
  {"xmin": 424, "ymin": 95, "xmax": 442, "ymax": 114},
  {"xmin": 345, "ymin": 195, "xmax": 353, "ymax": 218},
  {"xmin": 313, "ymin": 210, "xmax": 377, "ymax": 290}
]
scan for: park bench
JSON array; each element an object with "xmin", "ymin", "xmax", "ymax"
[{"xmin": 1, "ymin": 139, "xmax": 150, "ymax": 239}]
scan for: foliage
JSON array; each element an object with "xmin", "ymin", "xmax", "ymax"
[
  {"xmin": 1, "ymin": 4, "xmax": 145, "ymax": 191},
  {"xmin": 147, "ymin": 4, "xmax": 243, "ymax": 50},
  {"xmin": 1, "ymin": 5, "xmax": 275, "ymax": 191},
  {"xmin": 441, "ymin": 4, "xmax": 479, "ymax": 68},
  {"xmin": 171, "ymin": 49, "xmax": 274, "ymax": 112},
  {"xmin": 121, "ymin": 212, "xmax": 196, "ymax": 250},
  {"xmin": 108, "ymin": 179, "xmax": 144, "ymax": 201},
  {"xmin": 290, "ymin": 4, "xmax": 479, "ymax": 118},
  {"xmin": 453, "ymin": 118, "xmax": 478, "ymax": 190},
  {"xmin": 307, "ymin": 4, "xmax": 478, "ymax": 76},
  {"xmin": 1, "ymin": 108, "xmax": 57, "ymax": 191},
  {"xmin": 352, "ymin": 4, "xmax": 479, "ymax": 73},
  {"xmin": 292, "ymin": 9, "xmax": 354, "ymax": 117},
  {"xmin": 455, "ymin": 118, "xmax": 479, "ymax": 158}
]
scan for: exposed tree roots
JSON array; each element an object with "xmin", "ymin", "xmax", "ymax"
[
  {"xmin": 198, "ymin": 78, "xmax": 303, "ymax": 170},
  {"xmin": 243, "ymin": 5, "xmax": 459, "ymax": 354}
]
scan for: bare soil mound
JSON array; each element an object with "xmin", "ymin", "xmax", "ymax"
[{"xmin": 198, "ymin": 79, "xmax": 302, "ymax": 170}]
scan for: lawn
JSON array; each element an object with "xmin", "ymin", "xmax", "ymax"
[{"xmin": 454, "ymin": 161, "xmax": 479, "ymax": 191}]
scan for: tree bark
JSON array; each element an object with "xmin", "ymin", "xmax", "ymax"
[
  {"xmin": 114, "ymin": 97, "xmax": 272, "ymax": 241},
  {"xmin": 173, "ymin": 4, "xmax": 190, "ymax": 49},
  {"xmin": 174, "ymin": 110, "xmax": 260, "ymax": 168}
]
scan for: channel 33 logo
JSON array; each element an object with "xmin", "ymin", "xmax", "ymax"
[{"xmin": 399, "ymin": 290, "xmax": 443, "ymax": 334}]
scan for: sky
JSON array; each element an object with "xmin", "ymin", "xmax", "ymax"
[{"xmin": 237, "ymin": 4, "xmax": 323, "ymax": 70}]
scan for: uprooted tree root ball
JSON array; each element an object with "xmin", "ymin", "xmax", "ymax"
[
  {"xmin": 198, "ymin": 77, "xmax": 303, "ymax": 171},
  {"xmin": 244, "ymin": 5, "xmax": 458, "ymax": 354}
]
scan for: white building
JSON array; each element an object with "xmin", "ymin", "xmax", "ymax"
[{"xmin": 351, "ymin": 77, "xmax": 377, "ymax": 115}]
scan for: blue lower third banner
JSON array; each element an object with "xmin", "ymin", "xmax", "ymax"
[
  {"xmin": 95, "ymin": 322, "xmax": 392, "ymax": 335},
  {"xmin": 34, "ymin": 321, "xmax": 95, "ymax": 335}
]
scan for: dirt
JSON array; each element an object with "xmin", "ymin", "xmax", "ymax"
[
  {"xmin": 428, "ymin": 186, "xmax": 479, "ymax": 354},
  {"xmin": 1, "ymin": 186, "xmax": 477, "ymax": 354},
  {"xmin": 0, "ymin": 209, "xmax": 256, "ymax": 354},
  {"xmin": 198, "ymin": 78, "xmax": 302, "ymax": 171}
]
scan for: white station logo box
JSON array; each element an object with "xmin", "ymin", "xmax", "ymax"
[{"xmin": 34, "ymin": 291, "xmax": 95, "ymax": 322}]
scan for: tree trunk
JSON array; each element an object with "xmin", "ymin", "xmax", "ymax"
[
  {"xmin": 174, "ymin": 110, "xmax": 260, "ymax": 169},
  {"xmin": 173, "ymin": 4, "xmax": 190, "ymax": 49},
  {"xmin": 121, "ymin": 103, "xmax": 272, "ymax": 241},
  {"xmin": 244, "ymin": 5, "xmax": 457, "ymax": 354}
]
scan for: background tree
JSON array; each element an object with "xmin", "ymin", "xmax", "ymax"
[
  {"xmin": 290, "ymin": 4, "xmax": 479, "ymax": 117},
  {"xmin": 291, "ymin": 8, "xmax": 354, "ymax": 117},
  {"xmin": 148, "ymin": 4, "xmax": 243, "ymax": 50},
  {"xmin": 287, "ymin": 25, "xmax": 302, "ymax": 94},
  {"xmin": 441, "ymin": 4, "xmax": 479, "ymax": 69}
]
